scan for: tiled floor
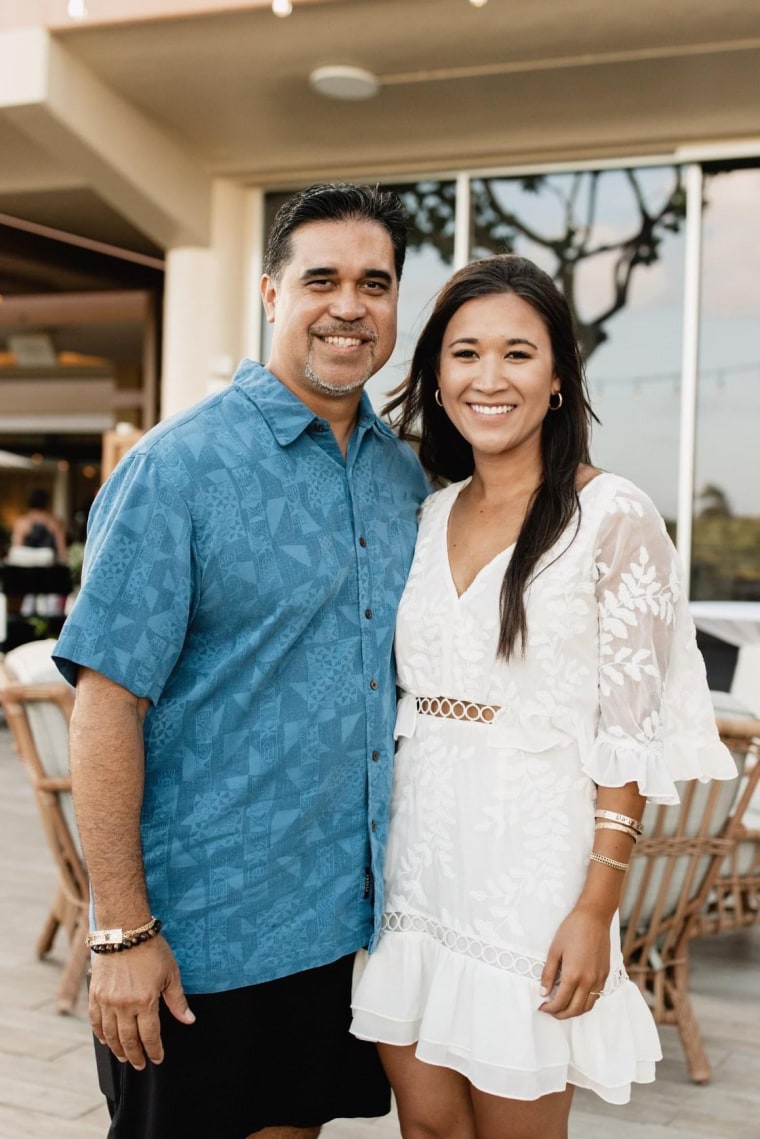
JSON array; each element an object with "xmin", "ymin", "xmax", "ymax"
[{"xmin": 1, "ymin": 722, "xmax": 758, "ymax": 1139}]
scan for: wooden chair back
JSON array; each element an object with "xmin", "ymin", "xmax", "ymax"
[
  {"xmin": 0, "ymin": 642, "xmax": 89, "ymax": 1013},
  {"xmin": 619, "ymin": 715, "xmax": 760, "ymax": 1084},
  {"xmin": 695, "ymin": 716, "xmax": 760, "ymax": 935}
]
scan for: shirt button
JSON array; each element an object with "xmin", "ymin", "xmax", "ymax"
[
  {"xmin": 369, "ymin": 679, "xmax": 378, "ymax": 691},
  {"xmin": 364, "ymin": 609, "xmax": 372, "ymax": 619},
  {"xmin": 359, "ymin": 536, "xmax": 367, "ymax": 548},
  {"xmin": 371, "ymin": 820, "xmax": 377, "ymax": 832},
  {"xmin": 313, "ymin": 422, "xmax": 325, "ymax": 432},
  {"xmin": 371, "ymin": 750, "xmax": 380, "ymax": 762}
]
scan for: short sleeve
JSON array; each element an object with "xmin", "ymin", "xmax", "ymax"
[
  {"xmin": 53, "ymin": 448, "xmax": 194, "ymax": 704},
  {"xmin": 584, "ymin": 482, "xmax": 736, "ymax": 804}
]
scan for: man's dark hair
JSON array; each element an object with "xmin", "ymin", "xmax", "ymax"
[
  {"xmin": 263, "ymin": 183, "xmax": 408, "ymax": 283},
  {"xmin": 27, "ymin": 488, "xmax": 51, "ymax": 511}
]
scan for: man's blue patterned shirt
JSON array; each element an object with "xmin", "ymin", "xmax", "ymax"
[{"xmin": 55, "ymin": 360, "xmax": 429, "ymax": 994}]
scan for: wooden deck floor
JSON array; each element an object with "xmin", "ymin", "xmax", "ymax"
[{"xmin": 1, "ymin": 720, "xmax": 758, "ymax": 1139}]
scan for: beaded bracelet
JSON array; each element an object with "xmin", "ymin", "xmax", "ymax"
[
  {"xmin": 86, "ymin": 916, "xmax": 163, "ymax": 954},
  {"xmin": 589, "ymin": 851, "xmax": 629, "ymax": 872}
]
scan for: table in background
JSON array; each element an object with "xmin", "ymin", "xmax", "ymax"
[{"xmin": 691, "ymin": 601, "xmax": 760, "ymax": 712}]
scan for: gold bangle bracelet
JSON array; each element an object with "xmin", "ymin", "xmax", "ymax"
[
  {"xmin": 589, "ymin": 850, "xmax": 629, "ymax": 872},
  {"xmin": 595, "ymin": 809, "xmax": 643, "ymax": 835},
  {"xmin": 595, "ymin": 821, "xmax": 639, "ymax": 841}
]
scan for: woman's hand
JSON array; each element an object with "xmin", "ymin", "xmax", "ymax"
[{"xmin": 538, "ymin": 904, "xmax": 611, "ymax": 1020}]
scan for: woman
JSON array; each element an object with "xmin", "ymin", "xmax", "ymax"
[{"xmin": 350, "ymin": 255, "xmax": 736, "ymax": 1139}]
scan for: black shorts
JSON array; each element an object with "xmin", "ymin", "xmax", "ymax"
[{"xmin": 95, "ymin": 953, "xmax": 390, "ymax": 1139}]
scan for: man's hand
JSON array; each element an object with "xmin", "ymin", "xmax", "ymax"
[{"xmin": 89, "ymin": 935, "xmax": 195, "ymax": 1069}]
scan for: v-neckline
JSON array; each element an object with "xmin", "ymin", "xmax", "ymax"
[
  {"xmin": 443, "ymin": 472, "xmax": 608, "ymax": 602},
  {"xmin": 444, "ymin": 480, "xmax": 515, "ymax": 602}
]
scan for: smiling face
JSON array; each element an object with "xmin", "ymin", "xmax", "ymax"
[
  {"xmin": 261, "ymin": 218, "xmax": 398, "ymax": 415},
  {"xmin": 437, "ymin": 291, "xmax": 561, "ymax": 467}
]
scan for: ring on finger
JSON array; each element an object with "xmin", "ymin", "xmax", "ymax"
[{"xmin": 589, "ymin": 991, "xmax": 603, "ymax": 998}]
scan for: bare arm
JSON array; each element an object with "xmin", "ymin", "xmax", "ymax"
[
  {"xmin": 50, "ymin": 515, "xmax": 68, "ymax": 563},
  {"xmin": 539, "ymin": 781, "xmax": 645, "ymax": 1019},
  {"xmin": 539, "ymin": 482, "xmax": 686, "ymax": 1019},
  {"xmin": 70, "ymin": 668, "xmax": 194, "ymax": 1068},
  {"xmin": 10, "ymin": 517, "xmax": 30, "ymax": 547}
]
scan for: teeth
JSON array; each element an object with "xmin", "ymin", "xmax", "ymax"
[
  {"xmin": 470, "ymin": 403, "xmax": 516, "ymax": 416},
  {"xmin": 322, "ymin": 336, "xmax": 363, "ymax": 347}
]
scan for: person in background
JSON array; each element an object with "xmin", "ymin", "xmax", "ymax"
[
  {"xmin": 54, "ymin": 183, "xmax": 429, "ymax": 1139},
  {"xmin": 11, "ymin": 488, "xmax": 67, "ymax": 562},
  {"xmin": 350, "ymin": 254, "xmax": 736, "ymax": 1139}
]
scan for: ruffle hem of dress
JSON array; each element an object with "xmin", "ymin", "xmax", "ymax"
[{"xmin": 351, "ymin": 929, "xmax": 661, "ymax": 1105}]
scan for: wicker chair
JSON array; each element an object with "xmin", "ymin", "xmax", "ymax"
[
  {"xmin": 619, "ymin": 715, "xmax": 760, "ymax": 1084},
  {"xmin": 0, "ymin": 641, "xmax": 89, "ymax": 1014},
  {"xmin": 694, "ymin": 715, "xmax": 760, "ymax": 936}
]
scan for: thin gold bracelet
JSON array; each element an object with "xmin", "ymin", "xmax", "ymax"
[
  {"xmin": 595, "ymin": 820, "xmax": 639, "ymax": 841},
  {"xmin": 589, "ymin": 850, "xmax": 629, "ymax": 872},
  {"xmin": 86, "ymin": 916, "xmax": 162, "ymax": 952},
  {"xmin": 595, "ymin": 809, "xmax": 643, "ymax": 835}
]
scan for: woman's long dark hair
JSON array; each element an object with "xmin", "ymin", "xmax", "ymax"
[{"xmin": 384, "ymin": 255, "xmax": 596, "ymax": 660}]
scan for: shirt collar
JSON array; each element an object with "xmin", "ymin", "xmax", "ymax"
[{"xmin": 232, "ymin": 359, "xmax": 396, "ymax": 446}]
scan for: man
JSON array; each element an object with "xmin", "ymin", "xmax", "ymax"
[
  {"xmin": 11, "ymin": 487, "xmax": 68, "ymax": 562},
  {"xmin": 54, "ymin": 184, "xmax": 429, "ymax": 1139}
]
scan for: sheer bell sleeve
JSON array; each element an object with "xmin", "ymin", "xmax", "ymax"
[{"xmin": 585, "ymin": 481, "xmax": 736, "ymax": 804}]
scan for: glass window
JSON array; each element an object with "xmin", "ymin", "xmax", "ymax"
[
  {"xmin": 469, "ymin": 168, "xmax": 687, "ymax": 531},
  {"xmin": 692, "ymin": 164, "xmax": 760, "ymax": 601},
  {"xmin": 367, "ymin": 180, "xmax": 455, "ymax": 412}
]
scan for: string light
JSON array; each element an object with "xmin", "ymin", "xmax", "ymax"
[
  {"xmin": 272, "ymin": 0, "xmax": 293, "ymax": 15},
  {"xmin": 592, "ymin": 362, "xmax": 757, "ymax": 396}
]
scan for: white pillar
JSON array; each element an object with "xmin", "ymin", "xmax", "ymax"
[
  {"xmin": 676, "ymin": 163, "xmax": 704, "ymax": 594},
  {"xmin": 161, "ymin": 245, "xmax": 214, "ymax": 418},
  {"xmin": 208, "ymin": 179, "xmax": 248, "ymax": 388},
  {"xmin": 160, "ymin": 179, "xmax": 256, "ymax": 418},
  {"xmin": 241, "ymin": 187, "xmax": 266, "ymax": 366},
  {"xmin": 454, "ymin": 173, "xmax": 471, "ymax": 270}
]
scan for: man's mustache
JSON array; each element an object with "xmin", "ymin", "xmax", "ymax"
[{"xmin": 310, "ymin": 323, "xmax": 377, "ymax": 343}]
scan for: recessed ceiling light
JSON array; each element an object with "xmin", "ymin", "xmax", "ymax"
[
  {"xmin": 309, "ymin": 66, "xmax": 380, "ymax": 100},
  {"xmin": 272, "ymin": 0, "xmax": 293, "ymax": 15}
]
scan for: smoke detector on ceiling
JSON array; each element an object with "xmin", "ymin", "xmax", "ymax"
[{"xmin": 309, "ymin": 66, "xmax": 380, "ymax": 101}]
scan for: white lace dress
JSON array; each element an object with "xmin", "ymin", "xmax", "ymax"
[{"xmin": 350, "ymin": 472, "xmax": 736, "ymax": 1104}]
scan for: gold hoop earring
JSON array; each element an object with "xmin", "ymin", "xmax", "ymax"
[
  {"xmin": 434, "ymin": 388, "xmax": 443, "ymax": 407},
  {"xmin": 548, "ymin": 391, "xmax": 563, "ymax": 411}
]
